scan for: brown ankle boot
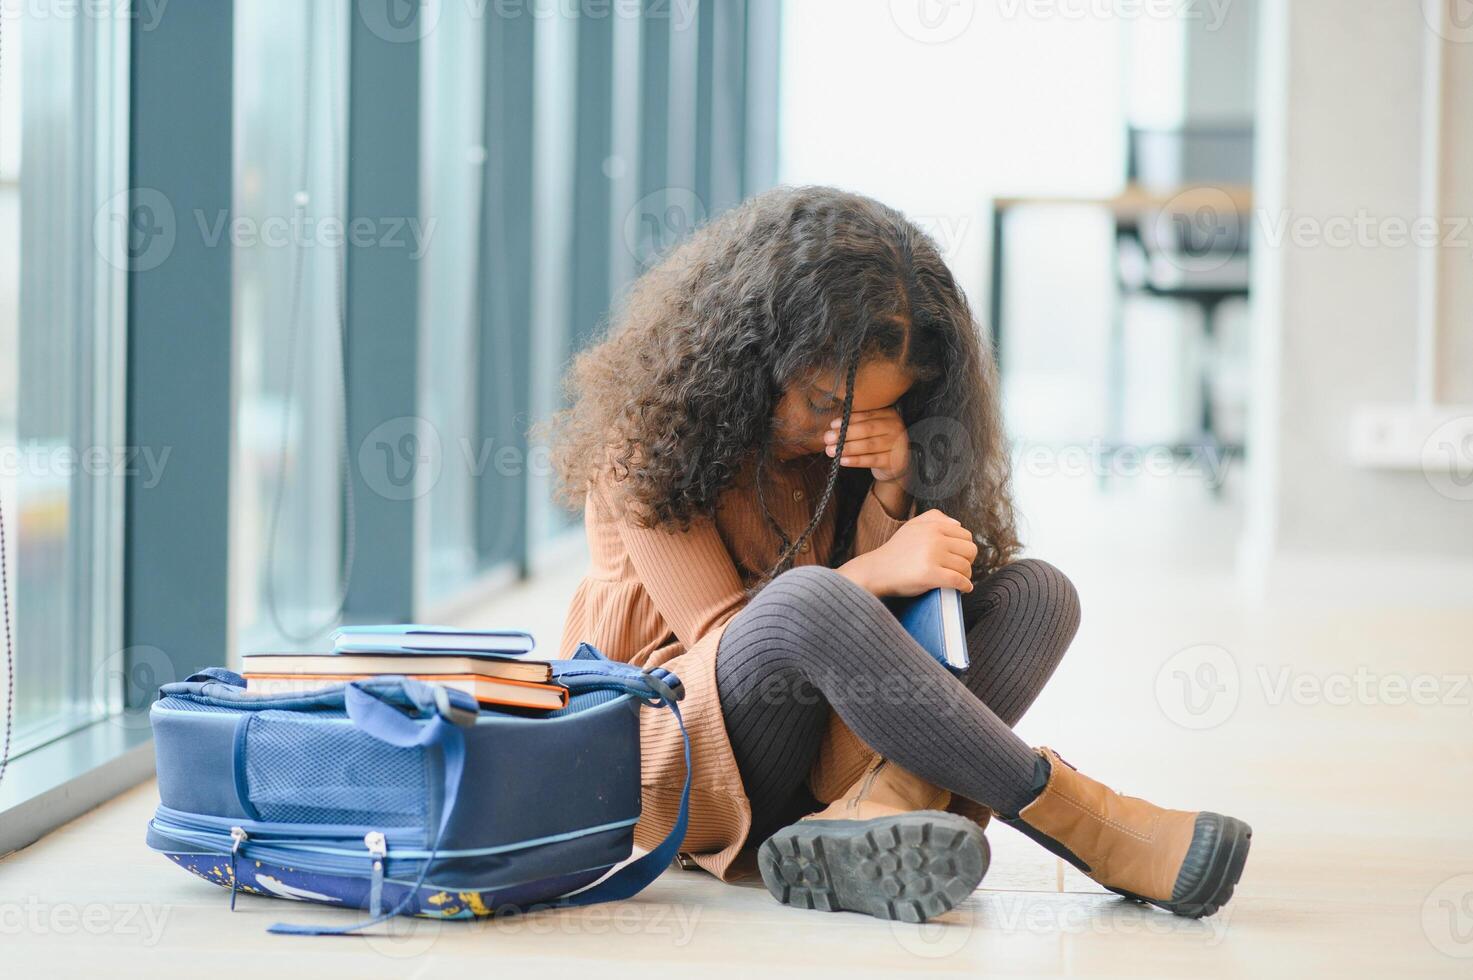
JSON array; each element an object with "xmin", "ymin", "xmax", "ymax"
[
  {"xmin": 758, "ymin": 759, "xmax": 989, "ymax": 923},
  {"xmin": 1004, "ymin": 748, "xmax": 1252, "ymax": 918}
]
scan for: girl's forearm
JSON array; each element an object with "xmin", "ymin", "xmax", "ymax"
[
  {"xmin": 837, "ymin": 553, "xmax": 879, "ymax": 595},
  {"xmin": 872, "ymin": 479, "xmax": 911, "ymax": 520}
]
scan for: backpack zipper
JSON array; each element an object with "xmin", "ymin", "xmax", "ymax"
[
  {"xmin": 148, "ymin": 808, "xmax": 640, "ymax": 876},
  {"xmin": 364, "ymin": 831, "xmax": 387, "ymax": 916},
  {"xmin": 228, "ymin": 827, "xmax": 248, "ymax": 910}
]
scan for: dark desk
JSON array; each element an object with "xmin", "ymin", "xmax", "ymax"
[{"xmin": 987, "ymin": 184, "xmax": 1254, "ymax": 366}]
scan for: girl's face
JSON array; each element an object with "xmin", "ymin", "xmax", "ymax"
[{"xmin": 772, "ymin": 358, "xmax": 914, "ymax": 459}]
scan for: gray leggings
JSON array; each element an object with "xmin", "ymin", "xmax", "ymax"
[{"xmin": 716, "ymin": 560, "xmax": 1080, "ymax": 839}]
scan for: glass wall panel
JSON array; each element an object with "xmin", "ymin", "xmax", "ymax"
[
  {"xmin": 232, "ymin": 0, "xmax": 350, "ymax": 651},
  {"xmin": 0, "ymin": 4, "xmax": 128, "ymax": 753},
  {"xmin": 418, "ymin": 0, "xmax": 487, "ymax": 604}
]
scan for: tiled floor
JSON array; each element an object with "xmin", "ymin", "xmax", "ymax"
[{"xmin": 4, "ymin": 474, "xmax": 1470, "ymax": 977}]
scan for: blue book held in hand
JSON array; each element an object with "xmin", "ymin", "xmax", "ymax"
[{"xmin": 883, "ymin": 588, "xmax": 969, "ymax": 671}]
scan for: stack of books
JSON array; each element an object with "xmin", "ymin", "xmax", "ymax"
[{"xmin": 242, "ymin": 625, "xmax": 566, "ymax": 710}]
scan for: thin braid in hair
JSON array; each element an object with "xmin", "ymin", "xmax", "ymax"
[
  {"xmin": 750, "ymin": 346, "xmax": 862, "ymax": 594},
  {"xmin": 754, "ymin": 429, "xmax": 792, "ymax": 556}
]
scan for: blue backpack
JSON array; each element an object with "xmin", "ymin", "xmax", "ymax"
[{"xmin": 145, "ymin": 644, "xmax": 688, "ymax": 935}]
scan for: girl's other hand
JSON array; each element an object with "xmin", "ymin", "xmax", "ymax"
[
  {"xmin": 838, "ymin": 509, "xmax": 979, "ymax": 597},
  {"xmin": 824, "ymin": 407, "xmax": 909, "ymax": 484}
]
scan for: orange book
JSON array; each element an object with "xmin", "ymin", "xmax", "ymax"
[{"xmin": 244, "ymin": 672, "xmax": 568, "ymax": 711}]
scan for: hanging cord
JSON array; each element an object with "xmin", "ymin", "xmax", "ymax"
[
  {"xmin": 0, "ymin": 1, "xmax": 14, "ymax": 793},
  {"xmin": 750, "ymin": 341, "xmax": 864, "ymax": 594},
  {"xmin": 0, "ymin": 494, "xmax": 13, "ymax": 792},
  {"xmin": 263, "ymin": 3, "xmax": 356, "ymax": 644}
]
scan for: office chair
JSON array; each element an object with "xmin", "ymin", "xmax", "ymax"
[{"xmin": 1108, "ymin": 124, "xmax": 1253, "ymax": 486}]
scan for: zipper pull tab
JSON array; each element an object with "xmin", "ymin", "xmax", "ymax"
[
  {"xmin": 364, "ymin": 831, "xmax": 387, "ymax": 917},
  {"xmin": 228, "ymin": 827, "xmax": 248, "ymax": 911}
]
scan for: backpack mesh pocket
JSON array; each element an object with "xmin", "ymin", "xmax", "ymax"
[{"xmin": 243, "ymin": 711, "xmax": 432, "ymax": 827}]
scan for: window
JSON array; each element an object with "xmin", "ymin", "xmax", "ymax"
[
  {"xmin": 418, "ymin": 0, "xmax": 487, "ymax": 603},
  {"xmin": 231, "ymin": 0, "xmax": 350, "ymax": 652},
  {"xmin": 0, "ymin": 6, "xmax": 129, "ymax": 755}
]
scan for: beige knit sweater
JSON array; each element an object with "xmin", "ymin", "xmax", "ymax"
[{"xmin": 558, "ymin": 454, "xmax": 913, "ymax": 880}]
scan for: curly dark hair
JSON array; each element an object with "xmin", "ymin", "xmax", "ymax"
[{"xmin": 546, "ymin": 185, "xmax": 1019, "ymax": 577}]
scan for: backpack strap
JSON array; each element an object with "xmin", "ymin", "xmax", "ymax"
[
  {"xmin": 554, "ymin": 679, "xmax": 689, "ymax": 908},
  {"xmin": 268, "ymin": 678, "xmax": 476, "ymax": 936}
]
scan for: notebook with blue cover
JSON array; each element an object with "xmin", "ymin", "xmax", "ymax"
[
  {"xmin": 884, "ymin": 588, "xmax": 968, "ymax": 671},
  {"xmin": 331, "ymin": 624, "xmax": 535, "ymax": 655}
]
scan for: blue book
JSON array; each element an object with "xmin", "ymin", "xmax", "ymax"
[
  {"xmin": 331, "ymin": 624, "xmax": 535, "ymax": 656},
  {"xmin": 884, "ymin": 588, "xmax": 969, "ymax": 671}
]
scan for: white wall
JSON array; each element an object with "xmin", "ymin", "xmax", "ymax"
[{"xmin": 1247, "ymin": 0, "xmax": 1473, "ymax": 581}]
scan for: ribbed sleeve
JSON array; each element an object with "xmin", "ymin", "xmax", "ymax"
[
  {"xmin": 616, "ymin": 516, "xmax": 747, "ymax": 652},
  {"xmin": 853, "ymin": 483, "xmax": 913, "ymax": 556}
]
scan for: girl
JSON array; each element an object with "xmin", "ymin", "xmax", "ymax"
[{"xmin": 550, "ymin": 187, "xmax": 1251, "ymax": 924}]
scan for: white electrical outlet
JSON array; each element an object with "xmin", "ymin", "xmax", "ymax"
[{"xmin": 1350, "ymin": 405, "xmax": 1473, "ymax": 471}]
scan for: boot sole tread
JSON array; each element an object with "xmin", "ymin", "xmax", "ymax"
[{"xmin": 758, "ymin": 811, "xmax": 988, "ymax": 923}]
